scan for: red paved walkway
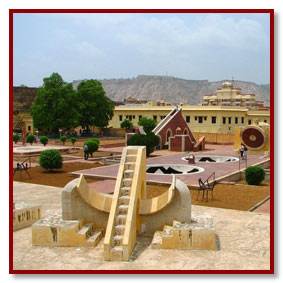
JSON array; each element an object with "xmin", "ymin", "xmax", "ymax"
[
  {"xmin": 71, "ymin": 145, "xmax": 269, "ymax": 187},
  {"xmin": 253, "ymin": 199, "xmax": 270, "ymax": 214}
]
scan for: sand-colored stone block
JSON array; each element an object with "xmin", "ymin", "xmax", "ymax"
[
  {"xmin": 151, "ymin": 211, "xmax": 215, "ymax": 251},
  {"xmin": 13, "ymin": 202, "xmax": 41, "ymax": 231},
  {"xmin": 32, "ymin": 212, "xmax": 102, "ymax": 247},
  {"xmin": 110, "ymin": 246, "xmax": 123, "ymax": 261}
]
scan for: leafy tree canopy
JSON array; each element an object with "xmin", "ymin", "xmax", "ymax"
[
  {"xmin": 120, "ymin": 119, "xmax": 133, "ymax": 130},
  {"xmin": 127, "ymin": 133, "xmax": 159, "ymax": 156},
  {"xmin": 30, "ymin": 73, "xmax": 79, "ymax": 133},
  {"xmin": 76, "ymin": 80, "xmax": 114, "ymax": 129},
  {"xmin": 138, "ymin": 117, "xmax": 157, "ymax": 134}
]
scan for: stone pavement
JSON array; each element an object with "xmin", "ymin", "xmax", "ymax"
[
  {"xmin": 71, "ymin": 145, "xmax": 269, "ymax": 186},
  {"xmin": 13, "ymin": 181, "xmax": 270, "ymax": 271}
]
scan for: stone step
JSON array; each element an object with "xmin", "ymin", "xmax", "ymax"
[
  {"xmin": 151, "ymin": 231, "xmax": 162, "ymax": 249},
  {"xmin": 162, "ymin": 225, "xmax": 173, "ymax": 237},
  {"xmin": 119, "ymin": 195, "xmax": 130, "ymax": 205},
  {"xmin": 126, "ymin": 155, "xmax": 137, "ymax": 162},
  {"xmin": 85, "ymin": 230, "xmax": 103, "ymax": 247},
  {"xmin": 115, "ymin": 214, "xmax": 127, "ymax": 225},
  {"xmin": 112, "ymin": 235, "xmax": 123, "ymax": 246},
  {"xmin": 124, "ymin": 169, "xmax": 134, "ymax": 178},
  {"xmin": 123, "ymin": 178, "xmax": 132, "ymax": 187},
  {"xmin": 124, "ymin": 162, "xmax": 135, "ymax": 170},
  {"xmin": 114, "ymin": 224, "xmax": 125, "ymax": 235},
  {"xmin": 110, "ymin": 246, "xmax": 124, "ymax": 261},
  {"xmin": 77, "ymin": 224, "xmax": 93, "ymax": 238},
  {"xmin": 127, "ymin": 148, "xmax": 138, "ymax": 155},
  {"xmin": 117, "ymin": 205, "xmax": 128, "ymax": 214},
  {"xmin": 120, "ymin": 187, "xmax": 131, "ymax": 196}
]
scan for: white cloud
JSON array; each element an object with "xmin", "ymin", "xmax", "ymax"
[
  {"xmin": 115, "ymin": 14, "xmax": 268, "ymax": 54},
  {"xmin": 73, "ymin": 41, "xmax": 103, "ymax": 57}
]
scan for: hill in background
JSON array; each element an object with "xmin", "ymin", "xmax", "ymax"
[{"xmin": 72, "ymin": 75, "xmax": 270, "ymax": 106}]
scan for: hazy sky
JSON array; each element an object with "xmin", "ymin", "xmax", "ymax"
[{"xmin": 13, "ymin": 12, "xmax": 270, "ymax": 87}]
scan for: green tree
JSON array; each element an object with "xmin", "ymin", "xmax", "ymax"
[
  {"xmin": 30, "ymin": 73, "xmax": 79, "ymax": 133},
  {"xmin": 70, "ymin": 137, "xmax": 77, "ymax": 146},
  {"xmin": 60, "ymin": 135, "xmax": 67, "ymax": 145},
  {"xmin": 120, "ymin": 119, "xmax": 133, "ymax": 130},
  {"xmin": 138, "ymin": 117, "xmax": 157, "ymax": 134},
  {"xmin": 127, "ymin": 133, "xmax": 159, "ymax": 156},
  {"xmin": 26, "ymin": 134, "xmax": 35, "ymax": 145},
  {"xmin": 13, "ymin": 133, "xmax": 20, "ymax": 144},
  {"xmin": 39, "ymin": 136, "xmax": 48, "ymax": 146},
  {"xmin": 76, "ymin": 80, "xmax": 114, "ymax": 132}
]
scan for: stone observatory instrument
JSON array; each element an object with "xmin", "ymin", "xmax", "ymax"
[{"xmin": 240, "ymin": 125, "xmax": 267, "ymax": 150}]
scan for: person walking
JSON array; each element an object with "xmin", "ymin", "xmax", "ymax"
[
  {"xmin": 243, "ymin": 144, "xmax": 248, "ymax": 159},
  {"xmin": 83, "ymin": 144, "xmax": 89, "ymax": 160},
  {"xmin": 240, "ymin": 143, "xmax": 245, "ymax": 160}
]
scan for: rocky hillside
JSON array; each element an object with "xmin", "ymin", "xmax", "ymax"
[{"xmin": 72, "ymin": 75, "xmax": 270, "ymax": 106}]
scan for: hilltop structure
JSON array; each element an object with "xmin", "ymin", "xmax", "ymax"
[{"xmin": 202, "ymin": 81, "xmax": 267, "ymax": 110}]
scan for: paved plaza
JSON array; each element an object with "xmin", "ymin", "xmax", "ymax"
[
  {"xmin": 71, "ymin": 145, "xmax": 269, "ymax": 186},
  {"xmin": 13, "ymin": 181, "xmax": 270, "ymax": 271}
]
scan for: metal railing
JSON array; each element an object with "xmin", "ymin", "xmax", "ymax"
[{"xmin": 238, "ymin": 153, "xmax": 248, "ymax": 171}]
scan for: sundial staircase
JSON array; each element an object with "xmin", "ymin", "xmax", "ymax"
[{"xmin": 104, "ymin": 146, "xmax": 146, "ymax": 261}]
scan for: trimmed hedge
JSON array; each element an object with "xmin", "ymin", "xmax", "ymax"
[
  {"xmin": 39, "ymin": 136, "xmax": 48, "ymax": 146},
  {"xmin": 70, "ymin": 137, "xmax": 77, "ymax": 146},
  {"xmin": 39, "ymin": 149, "xmax": 63, "ymax": 171},
  {"xmin": 60, "ymin": 135, "xmax": 67, "ymax": 145},
  {"xmin": 26, "ymin": 134, "xmax": 35, "ymax": 145},
  {"xmin": 83, "ymin": 140, "xmax": 99, "ymax": 157},
  {"xmin": 13, "ymin": 133, "xmax": 20, "ymax": 144},
  {"xmin": 245, "ymin": 166, "xmax": 266, "ymax": 185},
  {"xmin": 127, "ymin": 133, "xmax": 159, "ymax": 156},
  {"xmin": 90, "ymin": 138, "xmax": 100, "ymax": 145}
]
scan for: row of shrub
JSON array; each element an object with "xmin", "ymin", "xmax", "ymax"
[
  {"xmin": 36, "ymin": 138, "xmax": 100, "ymax": 172},
  {"xmin": 13, "ymin": 133, "xmax": 78, "ymax": 146}
]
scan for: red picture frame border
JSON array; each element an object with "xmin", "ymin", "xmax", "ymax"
[{"xmin": 9, "ymin": 9, "xmax": 274, "ymax": 275}]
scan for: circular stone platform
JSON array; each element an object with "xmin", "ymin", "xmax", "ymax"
[
  {"xmin": 182, "ymin": 155, "xmax": 239, "ymax": 163},
  {"xmin": 146, "ymin": 164, "xmax": 204, "ymax": 175}
]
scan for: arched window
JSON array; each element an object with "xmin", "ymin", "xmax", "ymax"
[
  {"xmin": 166, "ymin": 128, "xmax": 172, "ymax": 142},
  {"xmin": 184, "ymin": 128, "xmax": 188, "ymax": 135}
]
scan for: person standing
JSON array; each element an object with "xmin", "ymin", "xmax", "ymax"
[
  {"xmin": 240, "ymin": 143, "xmax": 245, "ymax": 159},
  {"xmin": 83, "ymin": 144, "xmax": 89, "ymax": 160},
  {"xmin": 243, "ymin": 144, "xmax": 248, "ymax": 159}
]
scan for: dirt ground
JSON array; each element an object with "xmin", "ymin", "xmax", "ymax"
[
  {"xmin": 13, "ymin": 158, "xmax": 270, "ymax": 211},
  {"xmin": 146, "ymin": 181, "xmax": 269, "ymax": 211},
  {"xmin": 13, "ymin": 150, "xmax": 121, "ymax": 163},
  {"xmin": 66, "ymin": 148, "xmax": 121, "ymax": 158},
  {"xmin": 190, "ymin": 182, "xmax": 270, "ymax": 211},
  {"xmin": 13, "ymin": 162, "xmax": 104, "ymax": 188}
]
